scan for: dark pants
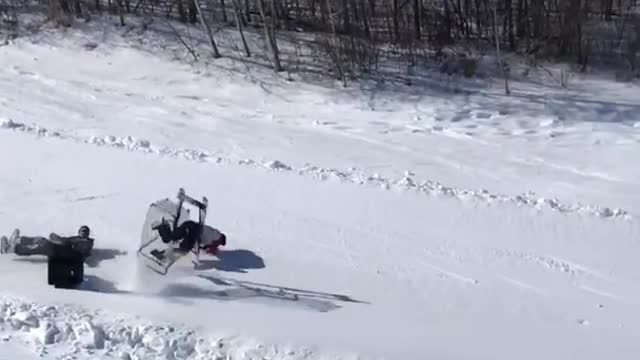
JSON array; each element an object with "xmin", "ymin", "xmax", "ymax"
[
  {"xmin": 14, "ymin": 234, "xmax": 93, "ymax": 257},
  {"xmin": 157, "ymin": 220, "xmax": 200, "ymax": 251},
  {"xmin": 14, "ymin": 236, "xmax": 52, "ymax": 256}
]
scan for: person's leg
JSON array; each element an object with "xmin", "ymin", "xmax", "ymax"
[
  {"xmin": 152, "ymin": 221, "xmax": 174, "ymax": 244},
  {"xmin": 177, "ymin": 221, "xmax": 199, "ymax": 251},
  {"xmin": 1, "ymin": 229, "xmax": 50, "ymax": 256},
  {"xmin": 150, "ymin": 221, "xmax": 192, "ymax": 259},
  {"xmin": 14, "ymin": 236, "xmax": 52, "ymax": 256},
  {"xmin": 0, "ymin": 228, "xmax": 20, "ymax": 254}
]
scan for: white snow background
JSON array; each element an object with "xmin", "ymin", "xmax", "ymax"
[{"xmin": 0, "ymin": 13, "xmax": 639, "ymax": 360}]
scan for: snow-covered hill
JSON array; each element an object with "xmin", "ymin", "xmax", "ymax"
[{"xmin": 0, "ymin": 15, "xmax": 639, "ymax": 360}]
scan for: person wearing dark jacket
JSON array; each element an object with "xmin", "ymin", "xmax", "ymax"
[
  {"xmin": 0, "ymin": 225, "xmax": 94, "ymax": 257},
  {"xmin": 150, "ymin": 220, "xmax": 226, "ymax": 260}
]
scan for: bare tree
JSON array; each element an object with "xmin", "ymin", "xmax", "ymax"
[
  {"xmin": 220, "ymin": 0, "xmax": 228, "ymax": 22},
  {"xmin": 165, "ymin": 19, "xmax": 199, "ymax": 61},
  {"xmin": 193, "ymin": 0, "xmax": 222, "ymax": 58},
  {"xmin": 413, "ymin": 0, "xmax": 421, "ymax": 40},
  {"xmin": 116, "ymin": 0, "xmax": 125, "ymax": 26},
  {"xmin": 12, "ymin": 0, "xmax": 640, "ymax": 82},
  {"xmin": 233, "ymin": 0, "xmax": 251, "ymax": 57},
  {"xmin": 492, "ymin": 2, "xmax": 510, "ymax": 95},
  {"xmin": 258, "ymin": 0, "xmax": 283, "ymax": 71}
]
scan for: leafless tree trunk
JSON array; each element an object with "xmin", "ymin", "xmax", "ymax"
[
  {"xmin": 325, "ymin": 0, "xmax": 346, "ymax": 85},
  {"xmin": 233, "ymin": 0, "xmax": 251, "ymax": 57},
  {"xmin": 359, "ymin": 0, "xmax": 370, "ymax": 38},
  {"xmin": 413, "ymin": 0, "xmax": 421, "ymax": 40},
  {"xmin": 73, "ymin": 0, "xmax": 82, "ymax": 15},
  {"xmin": 392, "ymin": 0, "xmax": 399, "ymax": 40},
  {"xmin": 493, "ymin": 2, "xmax": 510, "ymax": 95},
  {"xmin": 117, "ymin": 0, "xmax": 125, "ymax": 26},
  {"xmin": 221, "ymin": 0, "xmax": 228, "ymax": 22},
  {"xmin": 193, "ymin": 0, "xmax": 222, "ymax": 58},
  {"xmin": 342, "ymin": 0, "xmax": 351, "ymax": 33},
  {"xmin": 269, "ymin": 0, "xmax": 283, "ymax": 71},
  {"xmin": 165, "ymin": 19, "xmax": 199, "ymax": 61},
  {"xmin": 244, "ymin": 0, "xmax": 251, "ymax": 24},
  {"xmin": 505, "ymin": 0, "xmax": 514, "ymax": 50},
  {"xmin": 188, "ymin": 0, "xmax": 197, "ymax": 23},
  {"xmin": 259, "ymin": 0, "xmax": 284, "ymax": 72}
]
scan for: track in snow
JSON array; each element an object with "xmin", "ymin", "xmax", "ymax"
[{"xmin": 1, "ymin": 118, "xmax": 631, "ymax": 221}]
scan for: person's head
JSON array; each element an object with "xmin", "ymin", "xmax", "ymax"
[{"xmin": 78, "ymin": 225, "xmax": 91, "ymax": 238}]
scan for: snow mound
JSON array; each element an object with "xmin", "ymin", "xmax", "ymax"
[
  {"xmin": 392, "ymin": 177, "xmax": 630, "ymax": 220},
  {"xmin": 0, "ymin": 297, "xmax": 333, "ymax": 360},
  {"xmin": 0, "ymin": 120, "xmax": 631, "ymax": 220},
  {"xmin": 539, "ymin": 118, "xmax": 558, "ymax": 127},
  {"xmin": 264, "ymin": 160, "xmax": 292, "ymax": 171},
  {"xmin": 0, "ymin": 119, "xmax": 59, "ymax": 137},
  {"xmin": 1, "ymin": 118, "xmax": 23, "ymax": 129},
  {"xmin": 88, "ymin": 135, "xmax": 154, "ymax": 152}
]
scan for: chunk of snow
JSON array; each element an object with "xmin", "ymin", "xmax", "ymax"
[
  {"xmin": 29, "ymin": 320, "xmax": 60, "ymax": 345},
  {"xmin": 539, "ymin": 118, "xmax": 557, "ymax": 127},
  {"xmin": 73, "ymin": 320, "xmax": 106, "ymax": 349},
  {"xmin": 11, "ymin": 311, "xmax": 39, "ymax": 328},
  {"xmin": 0, "ymin": 119, "xmax": 23, "ymax": 129},
  {"xmin": 264, "ymin": 160, "xmax": 292, "ymax": 171}
]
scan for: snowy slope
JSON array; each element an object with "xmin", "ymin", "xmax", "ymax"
[{"xmin": 0, "ymin": 16, "xmax": 639, "ymax": 360}]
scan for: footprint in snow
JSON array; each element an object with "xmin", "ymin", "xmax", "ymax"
[
  {"xmin": 519, "ymin": 129, "xmax": 538, "ymax": 135},
  {"xmin": 18, "ymin": 69, "xmax": 36, "ymax": 76},
  {"xmin": 473, "ymin": 111, "xmax": 494, "ymax": 119},
  {"xmin": 577, "ymin": 319, "xmax": 590, "ymax": 326},
  {"xmin": 368, "ymin": 120, "xmax": 388, "ymax": 127},
  {"xmin": 175, "ymin": 95, "xmax": 203, "ymax": 101},
  {"xmin": 379, "ymin": 126, "xmax": 404, "ymax": 134},
  {"xmin": 333, "ymin": 125, "xmax": 353, "ymax": 131},
  {"xmin": 406, "ymin": 126, "xmax": 428, "ymax": 134},
  {"xmin": 547, "ymin": 131, "xmax": 564, "ymax": 138}
]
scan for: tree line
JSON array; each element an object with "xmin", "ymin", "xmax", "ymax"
[{"xmin": 5, "ymin": 0, "xmax": 640, "ymax": 82}]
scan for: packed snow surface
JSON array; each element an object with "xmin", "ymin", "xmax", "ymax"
[{"xmin": 0, "ymin": 15, "xmax": 639, "ymax": 360}]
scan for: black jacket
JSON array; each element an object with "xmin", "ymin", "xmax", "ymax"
[{"xmin": 49, "ymin": 233, "xmax": 95, "ymax": 257}]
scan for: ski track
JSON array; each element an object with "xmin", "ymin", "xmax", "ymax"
[
  {"xmin": 420, "ymin": 260, "xmax": 479, "ymax": 285},
  {"xmin": 0, "ymin": 118, "xmax": 632, "ymax": 221},
  {"xmin": 493, "ymin": 249, "xmax": 612, "ymax": 281},
  {"xmin": 580, "ymin": 286, "xmax": 624, "ymax": 302},
  {"xmin": 0, "ymin": 296, "xmax": 338, "ymax": 360},
  {"xmin": 497, "ymin": 275, "xmax": 547, "ymax": 296}
]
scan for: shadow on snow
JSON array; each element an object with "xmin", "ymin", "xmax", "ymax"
[
  {"xmin": 77, "ymin": 248, "xmax": 367, "ymax": 312},
  {"xmin": 155, "ymin": 273, "xmax": 369, "ymax": 312},
  {"xmin": 193, "ymin": 248, "xmax": 266, "ymax": 273}
]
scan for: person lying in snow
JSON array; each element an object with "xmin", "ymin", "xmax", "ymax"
[
  {"xmin": 149, "ymin": 220, "xmax": 226, "ymax": 260},
  {"xmin": 0, "ymin": 225, "xmax": 94, "ymax": 257}
]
